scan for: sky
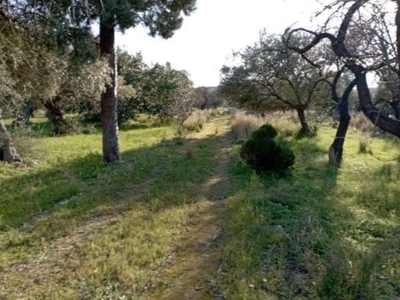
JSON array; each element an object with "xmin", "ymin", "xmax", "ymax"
[{"xmin": 116, "ymin": 0, "xmax": 324, "ymax": 87}]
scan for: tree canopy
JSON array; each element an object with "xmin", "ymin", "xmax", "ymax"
[
  {"xmin": 117, "ymin": 50, "xmax": 195, "ymax": 124},
  {"xmin": 219, "ymin": 32, "xmax": 331, "ymax": 136},
  {"xmin": 286, "ymin": 0, "xmax": 400, "ymax": 138},
  {"xmin": 2, "ymin": 0, "xmax": 197, "ymax": 162}
]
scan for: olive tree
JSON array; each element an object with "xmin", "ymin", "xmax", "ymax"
[
  {"xmin": 0, "ymin": 55, "xmax": 22, "ymax": 162},
  {"xmin": 117, "ymin": 51, "xmax": 196, "ymax": 124},
  {"xmin": 193, "ymin": 87, "xmax": 221, "ymax": 110},
  {"xmin": 286, "ymin": 0, "xmax": 400, "ymax": 138},
  {"xmin": 326, "ymin": 69, "xmax": 356, "ymax": 163},
  {"xmin": 219, "ymin": 32, "xmax": 331, "ymax": 136},
  {"xmin": 7, "ymin": 0, "xmax": 197, "ymax": 162}
]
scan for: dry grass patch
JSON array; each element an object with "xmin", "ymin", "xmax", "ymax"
[
  {"xmin": 230, "ymin": 111, "xmax": 300, "ymax": 143},
  {"xmin": 229, "ymin": 111, "xmax": 266, "ymax": 142}
]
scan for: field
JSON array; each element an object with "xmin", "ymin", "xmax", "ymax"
[{"xmin": 1, "ymin": 111, "xmax": 400, "ymax": 299}]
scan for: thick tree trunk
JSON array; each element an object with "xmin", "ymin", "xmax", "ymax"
[
  {"xmin": 295, "ymin": 107, "xmax": 312, "ymax": 136},
  {"xmin": 44, "ymin": 97, "xmax": 70, "ymax": 135},
  {"xmin": 22, "ymin": 101, "xmax": 37, "ymax": 124},
  {"xmin": 355, "ymin": 71, "xmax": 400, "ymax": 137},
  {"xmin": 100, "ymin": 15, "xmax": 120, "ymax": 163},
  {"xmin": 396, "ymin": 0, "xmax": 400, "ymax": 71},
  {"xmin": 0, "ymin": 109, "xmax": 22, "ymax": 163},
  {"xmin": 329, "ymin": 99, "xmax": 350, "ymax": 164},
  {"xmin": 389, "ymin": 100, "xmax": 400, "ymax": 120}
]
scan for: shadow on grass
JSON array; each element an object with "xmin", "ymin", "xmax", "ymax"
[
  {"xmin": 0, "ymin": 126, "xmax": 238, "ymax": 298},
  {"xmin": 221, "ymin": 133, "xmax": 400, "ymax": 299},
  {"xmin": 5, "ymin": 119, "xmax": 53, "ymax": 138},
  {"xmin": 3, "ymin": 126, "xmax": 399, "ymax": 299},
  {"xmin": 119, "ymin": 122, "xmax": 153, "ymax": 131},
  {"xmin": 354, "ymin": 162, "xmax": 400, "ymax": 218},
  {"xmin": 0, "ymin": 127, "xmax": 235, "ymax": 231}
]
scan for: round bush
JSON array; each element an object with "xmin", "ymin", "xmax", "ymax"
[{"xmin": 240, "ymin": 123, "xmax": 295, "ymax": 177}]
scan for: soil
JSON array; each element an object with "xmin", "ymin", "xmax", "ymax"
[{"xmin": 144, "ymin": 120, "xmax": 232, "ymax": 300}]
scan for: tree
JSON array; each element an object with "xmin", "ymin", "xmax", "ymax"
[
  {"xmin": 281, "ymin": 29, "xmax": 358, "ymax": 163},
  {"xmin": 7, "ymin": 0, "xmax": 196, "ymax": 162},
  {"xmin": 327, "ymin": 69, "xmax": 356, "ymax": 163},
  {"xmin": 219, "ymin": 32, "xmax": 331, "ymax": 136},
  {"xmin": 286, "ymin": 0, "xmax": 400, "ymax": 138},
  {"xmin": 1, "ymin": 0, "xmax": 107, "ymax": 161},
  {"xmin": 1, "ymin": 0, "xmax": 110, "ymax": 133},
  {"xmin": 373, "ymin": 68, "xmax": 400, "ymax": 119},
  {"xmin": 98, "ymin": 0, "xmax": 196, "ymax": 162},
  {"xmin": 0, "ymin": 15, "xmax": 28, "ymax": 162},
  {"xmin": 0, "ymin": 109, "xmax": 22, "ymax": 163},
  {"xmin": 6, "ymin": 36, "xmax": 109, "ymax": 135},
  {"xmin": 193, "ymin": 86, "xmax": 221, "ymax": 110},
  {"xmin": 139, "ymin": 62, "xmax": 195, "ymax": 124},
  {"xmin": 117, "ymin": 51, "xmax": 195, "ymax": 125},
  {"xmin": 0, "ymin": 53, "xmax": 22, "ymax": 162},
  {"xmin": 43, "ymin": 59, "xmax": 110, "ymax": 135}
]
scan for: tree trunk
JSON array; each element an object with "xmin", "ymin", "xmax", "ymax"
[
  {"xmin": 346, "ymin": 1, "xmax": 400, "ymax": 138},
  {"xmin": 296, "ymin": 107, "xmax": 312, "ymax": 137},
  {"xmin": 0, "ymin": 109, "xmax": 22, "ymax": 163},
  {"xmin": 100, "ymin": 15, "xmax": 121, "ymax": 163},
  {"xmin": 22, "ymin": 101, "xmax": 37, "ymax": 124},
  {"xmin": 355, "ymin": 71, "xmax": 400, "ymax": 137},
  {"xmin": 389, "ymin": 100, "xmax": 400, "ymax": 120},
  {"xmin": 44, "ymin": 97, "xmax": 70, "ymax": 135},
  {"xmin": 329, "ymin": 99, "xmax": 350, "ymax": 164}
]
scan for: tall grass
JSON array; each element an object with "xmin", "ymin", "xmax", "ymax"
[
  {"xmin": 181, "ymin": 109, "xmax": 208, "ymax": 132},
  {"xmin": 178, "ymin": 108, "xmax": 221, "ymax": 135},
  {"xmin": 351, "ymin": 112, "xmax": 376, "ymax": 133},
  {"xmin": 230, "ymin": 110, "xmax": 301, "ymax": 142},
  {"xmin": 230, "ymin": 111, "xmax": 266, "ymax": 142}
]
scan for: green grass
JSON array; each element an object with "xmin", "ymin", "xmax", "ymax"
[
  {"xmin": 220, "ymin": 121, "xmax": 400, "ymax": 299},
  {"xmin": 1, "ymin": 113, "xmax": 400, "ymax": 299},
  {"xmin": 0, "ymin": 115, "xmax": 228, "ymax": 299}
]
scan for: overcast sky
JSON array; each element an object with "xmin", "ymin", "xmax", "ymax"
[{"xmin": 116, "ymin": 0, "xmax": 324, "ymax": 87}]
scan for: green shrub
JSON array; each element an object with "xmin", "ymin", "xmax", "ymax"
[{"xmin": 240, "ymin": 123, "xmax": 295, "ymax": 177}]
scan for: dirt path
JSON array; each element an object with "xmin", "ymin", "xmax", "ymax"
[
  {"xmin": 145, "ymin": 120, "xmax": 232, "ymax": 300},
  {"xmin": 0, "ymin": 117, "xmax": 233, "ymax": 299}
]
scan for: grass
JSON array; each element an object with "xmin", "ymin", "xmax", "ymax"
[
  {"xmin": 0, "ymin": 114, "xmax": 229, "ymax": 299},
  {"xmin": 1, "ymin": 111, "xmax": 400, "ymax": 299},
  {"xmin": 230, "ymin": 110, "xmax": 300, "ymax": 143},
  {"xmin": 219, "ymin": 114, "xmax": 400, "ymax": 299},
  {"xmin": 178, "ymin": 108, "xmax": 221, "ymax": 135}
]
